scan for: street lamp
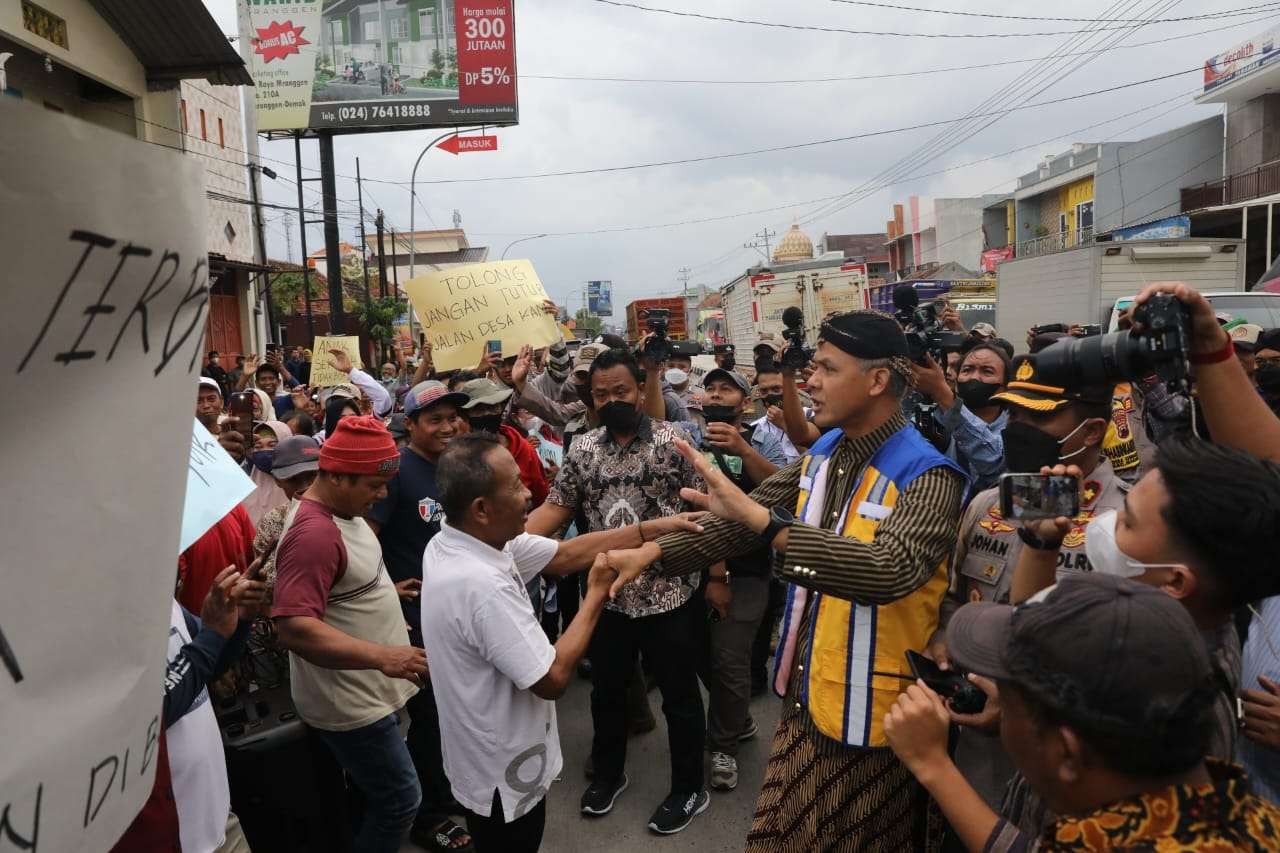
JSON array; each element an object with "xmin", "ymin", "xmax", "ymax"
[{"xmin": 501, "ymin": 233, "xmax": 548, "ymax": 260}]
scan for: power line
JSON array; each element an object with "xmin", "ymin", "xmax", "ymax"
[
  {"xmin": 826, "ymin": 0, "xmax": 1280, "ymax": 24},
  {"xmin": 590, "ymin": 0, "xmax": 1271, "ymax": 38},
  {"xmin": 407, "ymin": 65, "xmax": 1206, "ymax": 186}
]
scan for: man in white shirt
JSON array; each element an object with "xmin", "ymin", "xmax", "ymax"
[{"xmin": 421, "ymin": 432, "xmax": 701, "ymax": 852}]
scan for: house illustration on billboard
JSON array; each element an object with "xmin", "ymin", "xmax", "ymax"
[{"xmin": 318, "ymin": 0, "xmax": 459, "ymax": 97}]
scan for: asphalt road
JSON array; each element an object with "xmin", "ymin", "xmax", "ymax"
[{"xmin": 402, "ymin": 675, "xmax": 783, "ymax": 852}]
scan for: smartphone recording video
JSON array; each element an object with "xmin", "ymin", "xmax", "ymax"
[{"xmin": 999, "ymin": 473, "xmax": 1080, "ymax": 522}]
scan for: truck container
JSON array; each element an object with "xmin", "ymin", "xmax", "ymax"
[
  {"xmin": 995, "ymin": 238, "xmax": 1244, "ymax": 350},
  {"xmin": 721, "ymin": 259, "xmax": 870, "ymax": 350},
  {"xmin": 626, "ymin": 297, "xmax": 689, "ymax": 344},
  {"xmin": 866, "ymin": 278, "xmax": 997, "ymax": 331}
]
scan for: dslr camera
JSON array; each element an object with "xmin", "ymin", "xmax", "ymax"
[
  {"xmin": 641, "ymin": 308, "xmax": 673, "ymax": 363},
  {"xmin": 780, "ymin": 306, "xmax": 814, "ymax": 371},
  {"xmin": 1033, "ymin": 294, "xmax": 1191, "ymax": 394},
  {"xmin": 898, "ymin": 303, "xmax": 966, "ymax": 366}
]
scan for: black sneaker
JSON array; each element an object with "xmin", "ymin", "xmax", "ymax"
[
  {"xmin": 581, "ymin": 773, "xmax": 629, "ymax": 816},
  {"xmin": 647, "ymin": 789, "xmax": 709, "ymax": 834}
]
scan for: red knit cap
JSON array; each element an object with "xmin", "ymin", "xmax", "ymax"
[{"xmin": 319, "ymin": 415, "xmax": 400, "ymax": 476}]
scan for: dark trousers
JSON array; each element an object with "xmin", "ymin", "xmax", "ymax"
[
  {"xmin": 750, "ymin": 579, "xmax": 787, "ymax": 688},
  {"xmin": 463, "ymin": 789, "xmax": 545, "ymax": 853},
  {"xmin": 589, "ymin": 599, "xmax": 704, "ymax": 795},
  {"xmin": 406, "ymin": 682, "xmax": 458, "ymax": 829},
  {"xmin": 699, "ymin": 576, "xmax": 769, "ymax": 754}
]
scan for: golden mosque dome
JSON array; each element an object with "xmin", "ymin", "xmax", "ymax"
[{"xmin": 773, "ymin": 223, "xmax": 814, "ymax": 262}]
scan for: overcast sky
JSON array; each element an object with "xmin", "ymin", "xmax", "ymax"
[{"xmin": 201, "ymin": 0, "xmax": 1263, "ymax": 321}]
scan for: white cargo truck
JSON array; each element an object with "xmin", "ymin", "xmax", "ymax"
[
  {"xmin": 721, "ymin": 257, "xmax": 870, "ymax": 351},
  {"xmin": 995, "ymin": 237, "xmax": 1244, "ymax": 348}
]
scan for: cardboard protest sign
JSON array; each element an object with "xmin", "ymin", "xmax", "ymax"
[
  {"xmin": 404, "ymin": 260, "xmax": 560, "ymax": 372},
  {"xmin": 0, "ymin": 104, "xmax": 209, "ymax": 850},
  {"xmin": 309, "ymin": 334, "xmax": 363, "ymax": 387},
  {"xmin": 182, "ymin": 420, "xmax": 257, "ymax": 553}
]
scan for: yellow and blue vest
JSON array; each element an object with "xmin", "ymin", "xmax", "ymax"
[{"xmin": 773, "ymin": 424, "xmax": 965, "ymax": 748}]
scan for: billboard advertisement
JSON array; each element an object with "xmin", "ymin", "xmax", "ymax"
[
  {"xmin": 239, "ymin": 0, "xmax": 518, "ymax": 133},
  {"xmin": 587, "ymin": 280, "xmax": 613, "ymax": 316},
  {"xmin": 1204, "ymin": 26, "xmax": 1278, "ymax": 93},
  {"xmin": 1109, "ymin": 215, "xmax": 1191, "ymax": 242}
]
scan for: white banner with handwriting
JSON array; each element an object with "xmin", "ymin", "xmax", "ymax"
[{"xmin": 0, "ymin": 103, "xmax": 209, "ymax": 851}]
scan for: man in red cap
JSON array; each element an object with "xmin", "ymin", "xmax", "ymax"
[{"xmin": 272, "ymin": 415, "xmax": 429, "ymax": 853}]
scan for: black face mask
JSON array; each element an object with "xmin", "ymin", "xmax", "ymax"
[
  {"xmin": 761, "ymin": 394, "xmax": 784, "ymax": 409},
  {"xmin": 1001, "ymin": 421, "xmax": 1063, "ymax": 473},
  {"xmin": 1257, "ymin": 365, "xmax": 1280, "ymax": 392},
  {"xmin": 720, "ymin": 355, "xmax": 736, "ymax": 371},
  {"xmin": 468, "ymin": 414, "xmax": 503, "ymax": 434},
  {"xmin": 597, "ymin": 400, "xmax": 639, "ymax": 434},
  {"xmin": 702, "ymin": 404, "xmax": 739, "ymax": 424},
  {"xmin": 956, "ymin": 379, "xmax": 1001, "ymax": 410}
]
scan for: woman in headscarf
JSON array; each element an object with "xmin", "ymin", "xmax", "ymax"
[
  {"xmin": 241, "ymin": 420, "xmax": 290, "ymax": 525},
  {"xmin": 317, "ymin": 395, "xmax": 361, "ymax": 442}
]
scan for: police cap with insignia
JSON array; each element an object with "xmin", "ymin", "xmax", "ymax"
[{"xmin": 992, "ymin": 354, "xmax": 1111, "ymax": 413}]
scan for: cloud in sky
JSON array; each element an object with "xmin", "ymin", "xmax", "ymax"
[{"xmin": 204, "ymin": 0, "xmax": 1251, "ymax": 318}]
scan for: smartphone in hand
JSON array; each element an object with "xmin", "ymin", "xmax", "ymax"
[
  {"xmin": 999, "ymin": 473, "xmax": 1079, "ymax": 522},
  {"xmin": 486, "ymin": 339, "xmax": 502, "ymax": 356},
  {"xmin": 228, "ymin": 391, "xmax": 255, "ymax": 439}
]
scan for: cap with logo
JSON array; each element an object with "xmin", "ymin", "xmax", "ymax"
[
  {"xmin": 713, "ymin": 343, "xmax": 736, "ymax": 355},
  {"xmin": 459, "ymin": 378, "xmax": 514, "ymax": 408},
  {"xmin": 703, "ymin": 367, "xmax": 751, "ymax": 396},
  {"xmin": 1227, "ymin": 321, "xmax": 1263, "ymax": 352},
  {"xmin": 573, "ymin": 343, "xmax": 607, "ymax": 375},
  {"xmin": 271, "ymin": 435, "xmax": 322, "ymax": 479},
  {"xmin": 991, "ymin": 354, "xmax": 1111, "ymax": 413},
  {"xmin": 403, "ymin": 380, "xmax": 469, "ymax": 418},
  {"xmin": 948, "ymin": 573, "xmax": 1213, "ymax": 737}
]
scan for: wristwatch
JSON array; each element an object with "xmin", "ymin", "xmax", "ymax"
[
  {"xmin": 762, "ymin": 506, "xmax": 795, "ymax": 547},
  {"xmin": 1017, "ymin": 527, "xmax": 1059, "ymax": 551}
]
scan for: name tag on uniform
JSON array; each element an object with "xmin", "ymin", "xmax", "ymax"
[{"xmin": 855, "ymin": 501, "xmax": 892, "ymax": 520}]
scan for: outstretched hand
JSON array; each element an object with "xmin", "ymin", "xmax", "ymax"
[
  {"xmin": 672, "ymin": 438, "xmax": 760, "ymax": 528},
  {"xmin": 327, "ymin": 348, "xmax": 354, "ymax": 375}
]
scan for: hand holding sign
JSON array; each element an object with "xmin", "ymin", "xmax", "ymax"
[
  {"xmin": 309, "ymin": 335, "xmax": 362, "ymax": 387},
  {"xmin": 327, "ymin": 347, "xmax": 354, "ymax": 375},
  {"xmin": 404, "ymin": 260, "xmax": 560, "ymax": 373}
]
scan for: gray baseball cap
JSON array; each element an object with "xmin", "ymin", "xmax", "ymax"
[
  {"xmin": 948, "ymin": 573, "xmax": 1212, "ymax": 735},
  {"xmin": 703, "ymin": 367, "xmax": 751, "ymax": 396},
  {"xmin": 271, "ymin": 435, "xmax": 322, "ymax": 479},
  {"xmin": 460, "ymin": 378, "xmax": 514, "ymax": 408}
]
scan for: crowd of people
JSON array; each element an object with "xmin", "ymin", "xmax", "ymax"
[{"xmin": 136, "ymin": 282, "xmax": 1280, "ymax": 853}]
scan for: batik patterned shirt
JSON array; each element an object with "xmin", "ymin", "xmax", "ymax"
[{"xmin": 547, "ymin": 415, "xmax": 703, "ymax": 618}]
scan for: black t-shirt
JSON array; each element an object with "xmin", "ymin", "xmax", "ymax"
[
  {"xmin": 700, "ymin": 424, "xmax": 772, "ymax": 578},
  {"xmin": 368, "ymin": 446, "xmax": 443, "ymax": 646}
]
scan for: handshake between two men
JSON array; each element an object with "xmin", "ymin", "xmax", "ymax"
[{"xmin": 589, "ymin": 437, "xmax": 774, "ymax": 598}]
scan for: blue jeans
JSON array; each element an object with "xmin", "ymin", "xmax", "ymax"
[{"xmin": 315, "ymin": 711, "xmax": 422, "ymax": 853}]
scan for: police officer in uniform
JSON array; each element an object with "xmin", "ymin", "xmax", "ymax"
[{"xmin": 929, "ymin": 354, "xmax": 1125, "ymax": 808}]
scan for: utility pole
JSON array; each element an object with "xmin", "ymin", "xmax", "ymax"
[
  {"xmin": 293, "ymin": 133, "xmax": 315, "ymax": 341},
  {"xmin": 318, "ymin": 132, "xmax": 346, "ymax": 334},
  {"xmin": 282, "ymin": 213, "xmax": 294, "ymax": 263},
  {"xmin": 390, "ymin": 228, "xmax": 400, "ymax": 294},
  {"xmin": 744, "ymin": 227, "xmax": 777, "ymax": 261},
  {"xmin": 677, "ymin": 266, "xmax": 691, "ymax": 297},
  {"xmin": 356, "ymin": 157, "xmax": 372, "ymax": 306},
  {"xmin": 375, "ymin": 211, "xmax": 388, "ymax": 299},
  {"xmin": 248, "ymin": 162, "xmax": 276, "ymax": 344}
]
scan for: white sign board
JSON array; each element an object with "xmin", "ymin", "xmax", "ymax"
[
  {"xmin": 183, "ymin": 421, "xmax": 257, "ymax": 553},
  {"xmin": 0, "ymin": 103, "xmax": 209, "ymax": 851}
]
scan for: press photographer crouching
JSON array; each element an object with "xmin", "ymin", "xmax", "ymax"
[{"xmin": 884, "ymin": 573, "xmax": 1280, "ymax": 852}]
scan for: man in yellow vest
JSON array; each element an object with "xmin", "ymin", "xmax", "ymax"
[{"xmin": 600, "ymin": 310, "xmax": 968, "ymax": 852}]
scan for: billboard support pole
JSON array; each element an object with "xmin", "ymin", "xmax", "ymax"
[
  {"xmin": 294, "ymin": 132, "xmax": 315, "ymax": 342},
  {"xmin": 319, "ymin": 132, "xmax": 346, "ymax": 335}
]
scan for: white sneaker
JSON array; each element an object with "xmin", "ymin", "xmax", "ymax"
[{"xmin": 709, "ymin": 751, "xmax": 738, "ymax": 791}]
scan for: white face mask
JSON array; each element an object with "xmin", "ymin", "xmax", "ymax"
[
  {"xmin": 525, "ymin": 416, "xmax": 545, "ymax": 435},
  {"xmin": 1084, "ymin": 509, "xmax": 1181, "ymax": 578}
]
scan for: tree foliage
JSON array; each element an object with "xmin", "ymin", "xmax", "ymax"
[{"xmin": 574, "ymin": 308, "xmax": 602, "ymax": 336}]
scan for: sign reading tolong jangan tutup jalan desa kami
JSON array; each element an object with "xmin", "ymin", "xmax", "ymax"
[{"xmin": 239, "ymin": 0, "xmax": 518, "ymax": 134}]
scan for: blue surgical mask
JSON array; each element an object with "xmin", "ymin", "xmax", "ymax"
[{"xmin": 251, "ymin": 449, "xmax": 275, "ymax": 474}]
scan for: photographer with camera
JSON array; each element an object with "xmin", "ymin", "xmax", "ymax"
[
  {"xmin": 925, "ymin": 356, "xmax": 1118, "ymax": 808},
  {"xmin": 912, "ymin": 343, "xmax": 1012, "ymax": 494},
  {"xmin": 771, "ymin": 307, "xmax": 825, "ymax": 452}
]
